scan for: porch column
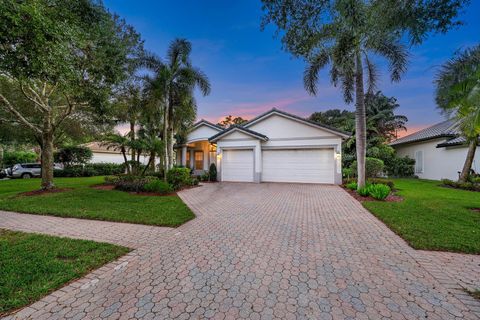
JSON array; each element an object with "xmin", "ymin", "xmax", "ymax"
[
  {"xmin": 190, "ymin": 149, "xmax": 195, "ymax": 170},
  {"xmin": 181, "ymin": 146, "xmax": 187, "ymax": 166}
]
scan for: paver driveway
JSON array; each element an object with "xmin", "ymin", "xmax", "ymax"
[{"xmin": 1, "ymin": 183, "xmax": 479, "ymax": 319}]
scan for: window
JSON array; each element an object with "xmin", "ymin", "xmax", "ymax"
[
  {"xmin": 414, "ymin": 150, "xmax": 423, "ymax": 173},
  {"xmin": 195, "ymin": 151, "xmax": 204, "ymax": 170}
]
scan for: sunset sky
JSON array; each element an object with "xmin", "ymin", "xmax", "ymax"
[{"xmin": 105, "ymin": 0, "xmax": 480, "ymax": 135}]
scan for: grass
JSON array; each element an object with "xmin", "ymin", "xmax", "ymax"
[
  {"xmin": 0, "ymin": 177, "xmax": 195, "ymax": 227},
  {"xmin": 363, "ymin": 179, "xmax": 480, "ymax": 254},
  {"xmin": 0, "ymin": 229, "xmax": 129, "ymax": 315}
]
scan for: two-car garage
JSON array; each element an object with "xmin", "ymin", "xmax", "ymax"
[{"xmin": 221, "ymin": 148, "xmax": 335, "ymax": 184}]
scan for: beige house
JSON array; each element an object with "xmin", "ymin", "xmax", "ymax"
[{"xmin": 176, "ymin": 108, "xmax": 349, "ymax": 184}]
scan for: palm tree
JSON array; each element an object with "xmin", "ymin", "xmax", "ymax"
[
  {"xmin": 302, "ymin": 2, "xmax": 408, "ymax": 188},
  {"xmin": 436, "ymin": 45, "xmax": 480, "ymax": 183},
  {"xmin": 365, "ymin": 92, "xmax": 407, "ymax": 141},
  {"xmin": 144, "ymin": 39, "xmax": 210, "ymax": 174},
  {"xmin": 101, "ymin": 133, "xmax": 132, "ymax": 174}
]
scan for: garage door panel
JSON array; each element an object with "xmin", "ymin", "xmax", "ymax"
[
  {"xmin": 222, "ymin": 150, "xmax": 254, "ymax": 182},
  {"xmin": 262, "ymin": 149, "xmax": 334, "ymax": 184}
]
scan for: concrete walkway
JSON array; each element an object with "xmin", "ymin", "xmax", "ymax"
[{"xmin": 1, "ymin": 183, "xmax": 479, "ymax": 319}]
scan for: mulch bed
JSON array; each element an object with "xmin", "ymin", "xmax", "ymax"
[
  {"xmin": 470, "ymin": 208, "xmax": 480, "ymax": 213},
  {"xmin": 18, "ymin": 188, "xmax": 72, "ymax": 197},
  {"xmin": 342, "ymin": 187, "xmax": 403, "ymax": 203},
  {"xmin": 91, "ymin": 183, "xmax": 202, "ymax": 197}
]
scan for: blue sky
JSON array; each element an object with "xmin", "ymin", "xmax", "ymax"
[{"xmin": 104, "ymin": 0, "xmax": 479, "ymax": 133}]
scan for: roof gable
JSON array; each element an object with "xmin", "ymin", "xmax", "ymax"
[
  {"xmin": 209, "ymin": 125, "xmax": 268, "ymax": 143},
  {"xmin": 187, "ymin": 120, "xmax": 223, "ymax": 143},
  {"xmin": 243, "ymin": 108, "xmax": 350, "ymax": 139}
]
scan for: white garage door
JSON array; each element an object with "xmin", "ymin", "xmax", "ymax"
[
  {"xmin": 262, "ymin": 149, "xmax": 334, "ymax": 184},
  {"xmin": 222, "ymin": 149, "xmax": 254, "ymax": 182}
]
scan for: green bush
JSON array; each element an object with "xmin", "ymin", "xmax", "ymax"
[
  {"xmin": 166, "ymin": 167, "xmax": 192, "ymax": 190},
  {"xmin": 367, "ymin": 184, "xmax": 391, "ymax": 200},
  {"xmin": 350, "ymin": 157, "xmax": 385, "ymax": 178},
  {"xmin": 104, "ymin": 175, "xmax": 120, "ymax": 184},
  {"xmin": 3, "ymin": 150, "xmax": 37, "ymax": 167},
  {"xmin": 342, "ymin": 167, "xmax": 354, "ymax": 179},
  {"xmin": 143, "ymin": 180, "xmax": 173, "ymax": 194},
  {"xmin": 54, "ymin": 146, "xmax": 92, "ymax": 166},
  {"xmin": 191, "ymin": 177, "xmax": 199, "ymax": 186},
  {"xmin": 345, "ymin": 182, "xmax": 357, "ymax": 190},
  {"xmin": 113, "ymin": 175, "xmax": 158, "ymax": 192},
  {"xmin": 442, "ymin": 179, "xmax": 480, "ymax": 191},
  {"xmin": 209, "ymin": 163, "xmax": 217, "ymax": 182},
  {"xmin": 357, "ymin": 185, "xmax": 370, "ymax": 197},
  {"xmin": 368, "ymin": 178, "xmax": 395, "ymax": 190},
  {"xmin": 54, "ymin": 163, "xmax": 123, "ymax": 177},
  {"xmin": 199, "ymin": 172, "xmax": 210, "ymax": 182},
  {"xmin": 385, "ymin": 156, "xmax": 415, "ymax": 177}
]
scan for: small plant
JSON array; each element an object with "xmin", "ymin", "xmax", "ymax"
[
  {"xmin": 367, "ymin": 184, "xmax": 391, "ymax": 200},
  {"xmin": 200, "ymin": 172, "xmax": 210, "ymax": 182},
  {"xmin": 345, "ymin": 182, "xmax": 357, "ymax": 190},
  {"xmin": 368, "ymin": 178, "xmax": 395, "ymax": 190},
  {"xmin": 209, "ymin": 163, "xmax": 217, "ymax": 182},
  {"xmin": 357, "ymin": 185, "xmax": 370, "ymax": 197},
  {"xmin": 191, "ymin": 177, "xmax": 199, "ymax": 186},
  {"xmin": 143, "ymin": 180, "xmax": 173, "ymax": 194}
]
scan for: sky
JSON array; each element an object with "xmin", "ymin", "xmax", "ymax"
[{"xmin": 104, "ymin": 0, "xmax": 480, "ymax": 135}]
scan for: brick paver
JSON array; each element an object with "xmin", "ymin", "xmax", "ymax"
[{"xmin": 1, "ymin": 183, "xmax": 479, "ymax": 319}]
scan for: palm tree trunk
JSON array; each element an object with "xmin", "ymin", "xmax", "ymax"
[
  {"xmin": 130, "ymin": 121, "xmax": 135, "ymax": 162},
  {"xmin": 121, "ymin": 147, "xmax": 131, "ymax": 174},
  {"xmin": 163, "ymin": 98, "xmax": 170, "ymax": 180},
  {"xmin": 459, "ymin": 137, "xmax": 478, "ymax": 182},
  {"xmin": 168, "ymin": 106, "xmax": 174, "ymax": 169},
  {"xmin": 355, "ymin": 53, "xmax": 367, "ymax": 189},
  {"xmin": 149, "ymin": 151, "xmax": 156, "ymax": 171}
]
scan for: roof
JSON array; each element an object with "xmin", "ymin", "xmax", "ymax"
[
  {"xmin": 436, "ymin": 136, "xmax": 480, "ymax": 148},
  {"xmin": 192, "ymin": 119, "xmax": 223, "ymax": 131},
  {"xmin": 82, "ymin": 142, "xmax": 123, "ymax": 155},
  {"xmin": 243, "ymin": 108, "xmax": 351, "ymax": 139},
  {"xmin": 209, "ymin": 125, "xmax": 269, "ymax": 143},
  {"xmin": 389, "ymin": 120, "xmax": 459, "ymax": 146}
]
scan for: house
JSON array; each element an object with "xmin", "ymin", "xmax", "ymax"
[
  {"xmin": 83, "ymin": 142, "xmax": 151, "ymax": 165},
  {"xmin": 390, "ymin": 119, "xmax": 480, "ymax": 180},
  {"xmin": 175, "ymin": 108, "xmax": 350, "ymax": 184}
]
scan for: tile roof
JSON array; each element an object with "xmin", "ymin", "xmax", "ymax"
[{"xmin": 389, "ymin": 119, "xmax": 459, "ymax": 146}]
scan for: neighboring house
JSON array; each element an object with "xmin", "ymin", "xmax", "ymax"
[
  {"xmin": 175, "ymin": 108, "xmax": 350, "ymax": 184},
  {"xmin": 83, "ymin": 142, "xmax": 151, "ymax": 165},
  {"xmin": 390, "ymin": 119, "xmax": 480, "ymax": 181}
]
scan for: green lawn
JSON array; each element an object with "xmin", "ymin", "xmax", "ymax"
[
  {"xmin": 0, "ymin": 229, "xmax": 129, "ymax": 315},
  {"xmin": 0, "ymin": 177, "xmax": 195, "ymax": 227},
  {"xmin": 363, "ymin": 179, "xmax": 480, "ymax": 254}
]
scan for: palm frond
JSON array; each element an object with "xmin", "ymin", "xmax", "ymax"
[{"xmin": 303, "ymin": 50, "xmax": 330, "ymax": 95}]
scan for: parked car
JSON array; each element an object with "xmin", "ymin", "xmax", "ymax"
[{"xmin": 7, "ymin": 163, "xmax": 62, "ymax": 179}]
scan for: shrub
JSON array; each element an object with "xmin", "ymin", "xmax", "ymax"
[
  {"xmin": 342, "ymin": 167, "xmax": 354, "ymax": 179},
  {"xmin": 368, "ymin": 178, "xmax": 395, "ymax": 190},
  {"xmin": 209, "ymin": 163, "xmax": 217, "ymax": 182},
  {"xmin": 442, "ymin": 179, "xmax": 480, "ymax": 191},
  {"xmin": 53, "ymin": 163, "xmax": 123, "ymax": 177},
  {"xmin": 166, "ymin": 167, "xmax": 192, "ymax": 190},
  {"xmin": 54, "ymin": 146, "xmax": 92, "ymax": 166},
  {"xmin": 191, "ymin": 177, "xmax": 199, "ymax": 186},
  {"xmin": 104, "ymin": 175, "xmax": 120, "ymax": 184},
  {"xmin": 350, "ymin": 157, "xmax": 385, "ymax": 178},
  {"xmin": 345, "ymin": 182, "xmax": 357, "ymax": 190},
  {"xmin": 3, "ymin": 150, "xmax": 37, "ymax": 167},
  {"xmin": 385, "ymin": 156, "xmax": 415, "ymax": 177},
  {"xmin": 88, "ymin": 163, "xmax": 124, "ymax": 175},
  {"xmin": 367, "ymin": 184, "xmax": 391, "ymax": 200},
  {"xmin": 143, "ymin": 180, "xmax": 173, "ymax": 194},
  {"xmin": 357, "ymin": 185, "xmax": 370, "ymax": 197},
  {"xmin": 113, "ymin": 175, "xmax": 158, "ymax": 192},
  {"xmin": 199, "ymin": 172, "xmax": 210, "ymax": 182}
]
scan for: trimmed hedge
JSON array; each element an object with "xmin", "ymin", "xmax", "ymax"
[
  {"xmin": 54, "ymin": 163, "xmax": 124, "ymax": 177},
  {"xmin": 143, "ymin": 180, "xmax": 174, "ymax": 194},
  {"xmin": 166, "ymin": 167, "xmax": 192, "ymax": 190}
]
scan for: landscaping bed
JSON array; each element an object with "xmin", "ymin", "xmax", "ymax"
[
  {"xmin": 0, "ymin": 177, "xmax": 195, "ymax": 227},
  {"xmin": 0, "ymin": 229, "xmax": 129, "ymax": 316},
  {"xmin": 363, "ymin": 179, "xmax": 480, "ymax": 254}
]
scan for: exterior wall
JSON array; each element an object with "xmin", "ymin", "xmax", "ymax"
[
  {"xmin": 187, "ymin": 125, "xmax": 221, "ymax": 143},
  {"xmin": 393, "ymin": 138, "xmax": 480, "ymax": 180},
  {"xmin": 90, "ymin": 152, "xmax": 151, "ymax": 165}
]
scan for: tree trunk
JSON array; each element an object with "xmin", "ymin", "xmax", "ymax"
[
  {"xmin": 130, "ymin": 121, "xmax": 136, "ymax": 162},
  {"xmin": 459, "ymin": 137, "xmax": 478, "ymax": 183},
  {"xmin": 41, "ymin": 113, "xmax": 55, "ymax": 190},
  {"xmin": 121, "ymin": 147, "xmax": 131, "ymax": 175},
  {"xmin": 168, "ymin": 106, "xmax": 174, "ymax": 169},
  {"xmin": 163, "ymin": 98, "xmax": 170, "ymax": 180},
  {"xmin": 149, "ymin": 151, "xmax": 156, "ymax": 171},
  {"xmin": 355, "ymin": 53, "xmax": 367, "ymax": 189}
]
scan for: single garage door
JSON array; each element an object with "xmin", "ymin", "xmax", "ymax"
[
  {"xmin": 222, "ymin": 149, "xmax": 254, "ymax": 182},
  {"xmin": 262, "ymin": 149, "xmax": 334, "ymax": 184}
]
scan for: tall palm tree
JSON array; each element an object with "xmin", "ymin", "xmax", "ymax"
[
  {"xmin": 436, "ymin": 45, "xmax": 480, "ymax": 182},
  {"xmin": 144, "ymin": 39, "xmax": 210, "ymax": 174},
  {"xmin": 302, "ymin": 1, "xmax": 408, "ymax": 188}
]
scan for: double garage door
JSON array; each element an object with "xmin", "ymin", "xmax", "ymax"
[{"xmin": 222, "ymin": 148, "xmax": 334, "ymax": 184}]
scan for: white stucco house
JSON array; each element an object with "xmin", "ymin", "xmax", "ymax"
[
  {"xmin": 390, "ymin": 119, "xmax": 479, "ymax": 181},
  {"xmin": 83, "ymin": 142, "xmax": 151, "ymax": 165},
  {"xmin": 175, "ymin": 108, "xmax": 350, "ymax": 184}
]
